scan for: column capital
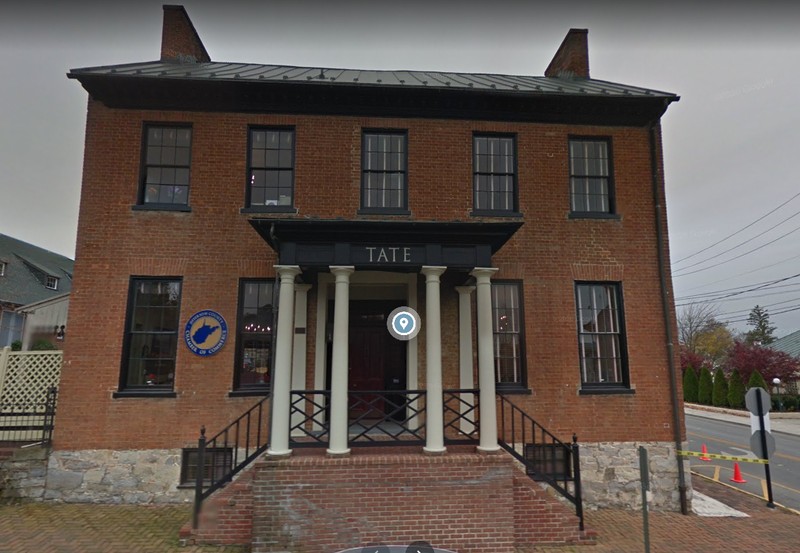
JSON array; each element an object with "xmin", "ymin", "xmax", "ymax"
[
  {"xmin": 470, "ymin": 267, "xmax": 499, "ymax": 283},
  {"xmin": 275, "ymin": 265, "xmax": 302, "ymax": 281},
  {"xmin": 329, "ymin": 266, "xmax": 355, "ymax": 278},
  {"xmin": 295, "ymin": 283, "xmax": 312, "ymax": 293},
  {"xmin": 421, "ymin": 266, "xmax": 447, "ymax": 280},
  {"xmin": 455, "ymin": 285, "xmax": 476, "ymax": 295}
]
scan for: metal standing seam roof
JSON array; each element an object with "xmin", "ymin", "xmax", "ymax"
[
  {"xmin": 770, "ymin": 329, "xmax": 800, "ymax": 359},
  {"xmin": 0, "ymin": 234, "xmax": 74, "ymax": 307},
  {"xmin": 68, "ymin": 60, "xmax": 678, "ymax": 100}
]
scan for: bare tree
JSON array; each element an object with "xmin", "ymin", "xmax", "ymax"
[{"xmin": 677, "ymin": 303, "xmax": 722, "ymax": 353}]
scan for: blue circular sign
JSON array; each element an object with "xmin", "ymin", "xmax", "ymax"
[
  {"xmin": 387, "ymin": 306, "xmax": 421, "ymax": 341},
  {"xmin": 185, "ymin": 310, "xmax": 228, "ymax": 356}
]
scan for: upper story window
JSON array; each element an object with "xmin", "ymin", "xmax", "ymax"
[
  {"xmin": 575, "ymin": 282, "xmax": 629, "ymax": 390},
  {"xmin": 569, "ymin": 138, "xmax": 614, "ymax": 215},
  {"xmin": 0, "ymin": 261, "xmax": 6, "ymax": 277},
  {"xmin": 119, "ymin": 278, "xmax": 182, "ymax": 393},
  {"xmin": 492, "ymin": 281, "xmax": 526, "ymax": 388},
  {"xmin": 361, "ymin": 131, "xmax": 408, "ymax": 213},
  {"xmin": 247, "ymin": 128, "xmax": 294, "ymax": 209},
  {"xmin": 234, "ymin": 279, "xmax": 274, "ymax": 391},
  {"xmin": 474, "ymin": 135, "xmax": 517, "ymax": 213},
  {"xmin": 45, "ymin": 275, "xmax": 58, "ymax": 290},
  {"xmin": 140, "ymin": 125, "xmax": 192, "ymax": 208}
]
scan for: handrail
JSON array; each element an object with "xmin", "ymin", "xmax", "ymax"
[
  {"xmin": 497, "ymin": 393, "xmax": 584, "ymax": 531},
  {"xmin": 193, "ymin": 393, "xmax": 271, "ymax": 529}
]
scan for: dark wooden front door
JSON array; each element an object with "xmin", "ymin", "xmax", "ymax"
[{"xmin": 347, "ymin": 301, "xmax": 407, "ymax": 419}]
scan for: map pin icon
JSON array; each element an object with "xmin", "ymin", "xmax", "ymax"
[{"xmin": 399, "ymin": 317, "xmax": 409, "ymax": 329}]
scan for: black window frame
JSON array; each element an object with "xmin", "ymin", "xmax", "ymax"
[
  {"xmin": 232, "ymin": 278, "xmax": 276, "ymax": 394},
  {"xmin": 359, "ymin": 129, "xmax": 410, "ymax": 215},
  {"xmin": 491, "ymin": 280, "xmax": 527, "ymax": 390},
  {"xmin": 115, "ymin": 276, "xmax": 183, "ymax": 397},
  {"xmin": 179, "ymin": 447, "xmax": 234, "ymax": 486},
  {"xmin": 568, "ymin": 137, "xmax": 617, "ymax": 219},
  {"xmin": 574, "ymin": 282, "xmax": 631, "ymax": 393},
  {"xmin": 472, "ymin": 133, "xmax": 520, "ymax": 216},
  {"xmin": 242, "ymin": 126, "xmax": 297, "ymax": 214},
  {"xmin": 134, "ymin": 123, "xmax": 193, "ymax": 212}
]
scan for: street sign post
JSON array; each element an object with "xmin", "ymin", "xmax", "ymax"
[{"xmin": 745, "ymin": 386, "xmax": 775, "ymax": 508}]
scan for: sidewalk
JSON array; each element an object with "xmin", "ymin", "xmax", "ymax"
[{"xmin": 685, "ymin": 403, "xmax": 800, "ymax": 436}]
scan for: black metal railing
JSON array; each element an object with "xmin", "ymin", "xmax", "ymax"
[
  {"xmin": 497, "ymin": 393, "xmax": 584, "ymax": 531},
  {"xmin": 443, "ymin": 388, "xmax": 479, "ymax": 444},
  {"xmin": 348, "ymin": 390, "xmax": 426, "ymax": 445},
  {"xmin": 289, "ymin": 390, "xmax": 331, "ymax": 447},
  {"xmin": 0, "ymin": 387, "xmax": 58, "ymax": 446},
  {"xmin": 193, "ymin": 394, "xmax": 270, "ymax": 529}
]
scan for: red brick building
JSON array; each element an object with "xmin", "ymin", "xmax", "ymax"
[{"xmin": 54, "ymin": 5, "xmax": 687, "ymax": 551}]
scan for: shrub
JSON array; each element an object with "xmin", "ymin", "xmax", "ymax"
[
  {"xmin": 712, "ymin": 368, "xmax": 728, "ymax": 407},
  {"xmin": 31, "ymin": 339, "xmax": 56, "ymax": 351},
  {"xmin": 747, "ymin": 369, "xmax": 768, "ymax": 391},
  {"xmin": 727, "ymin": 370, "xmax": 746, "ymax": 409},
  {"xmin": 10, "ymin": 340, "xmax": 22, "ymax": 351},
  {"xmin": 698, "ymin": 367, "xmax": 714, "ymax": 405},
  {"xmin": 683, "ymin": 367, "xmax": 699, "ymax": 403}
]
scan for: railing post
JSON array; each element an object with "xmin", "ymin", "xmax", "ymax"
[
  {"xmin": 193, "ymin": 425, "xmax": 206, "ymax": 530},
  {"xmin": 572, "ymin": 434, "xmax": 584, "ymax": 531},
  {"xmin": 43, "ymin": 386, "xmax": 57, "ymax": 445}
]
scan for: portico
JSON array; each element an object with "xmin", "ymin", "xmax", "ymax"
[{"xmin": 250, "ymin": 219, "xmax": 521, "ymax": 455}]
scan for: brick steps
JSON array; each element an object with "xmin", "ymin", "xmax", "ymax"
[{"xmin": 183, "ymin": 448, "xmax": 593, "ymax": 552}]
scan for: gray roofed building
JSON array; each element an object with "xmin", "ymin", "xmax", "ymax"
[
  {"xmin": 0, "ymin": 234, "xmax": 74, "ymax": 347},
  {"xmin": 770, "ymin": 329, "xmax": 800, "ymax": 359}
]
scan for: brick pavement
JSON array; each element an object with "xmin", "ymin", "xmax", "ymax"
[{"xmin": 0, "ymin": 477, "xmax": 797, "ymax": 552}]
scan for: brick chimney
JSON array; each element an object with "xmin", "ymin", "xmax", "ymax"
[
  {"xmin": 160, "ymin": 5, "xmax": 210, "ymax": 62},
  {"xmin": 545, "ymin": 29, "xmax": 589, "ymax": 78}
]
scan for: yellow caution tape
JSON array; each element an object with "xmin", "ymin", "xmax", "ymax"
[{"xmin": 678, "ymin": 450, "xmax": 769, "ymax": 464}]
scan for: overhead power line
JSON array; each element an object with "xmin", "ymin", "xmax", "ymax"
[
  {"xmin": 672, "ymin": 189, "xmax": 800, "ymax": 264},
  {"xmin": 675, "ymin": 273, "xmax": 800, "ymax": 302}
]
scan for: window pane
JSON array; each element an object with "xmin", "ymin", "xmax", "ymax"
[
  {"xmin": 576, "ymin": 283, "xmax": 625, "ymax": 387},
  {"xmin": 492, "ymin": 283, "xmax": 524, "ymax": 386},
  {"xmin": 141, "ymin": 126, "xmax": 192, "ymax": 206},
  {"xmin": 474, "ymin": 135, "xmax": 516, "ymax": 211},
  {"xmin": 236, "ymin": 280, "xmax": 274, "ymax": 389},
  {"xmin": 248, "ymin": 129, "xmax": 294, "ymax": 208},
  {"xmin": 569, "ymin": 139, "xmax": 611, "ymax": 213}
]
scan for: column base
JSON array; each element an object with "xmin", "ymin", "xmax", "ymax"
[
  {"xmin": 266, "ymin": 448, "xmax": 292, "ymax": 458},
  {"xmin": 476, "ymin": 445, "xmax": 502, "ymax": 454},
  {"xmin": 326, "ymin": 448, "xmax": 351, "ymax": 457},
  {"xmin": 423, "ymin": 446, "xmax": 447, "ymax": 455}
]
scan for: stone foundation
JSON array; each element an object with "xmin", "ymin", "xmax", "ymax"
[
  {"xmin": 1, "ymin": 446, "xmax": 49, "ymax": 500},
  {"xmin": 44, "ymin": 449, "xmax": 191, "ymax": 503},
  {"xmin": 579, "ymin": 441, "xmax": 692, "ymax": 511}
]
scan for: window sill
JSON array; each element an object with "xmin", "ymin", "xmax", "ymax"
[
  {"xmin": 240, "ymin": 206, "xmax": 298, "ymax": 214},
  {"xmin": 579, "ymin": 387, "xmax": 635, "ymax": 396},
  {"xmin": 497, "ymin": 387, "xmax": 532, "ymax": 395},
  {"xmin": 132, "ymin": 204, "xmax": 192, "ymax": 213},
  {"xmin": 113, "ymin": 390, "xmax": 177, "ymax": 399},
  {"xmin": 357, "ymin": 208, "xmax": 411, "ymax": 216},
  {"xmin": 568, "ymin": 212, "xmax": 620, "ymax": 220},
  {"xmin": 228, "ymin": 389, "xmax": 271, "ymax": 398},
  {"xmin": 470, "ymin": 210, "xmax": 523, "ymax": 218}
]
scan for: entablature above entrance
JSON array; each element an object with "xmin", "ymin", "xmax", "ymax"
[{"xmin": 249, "ymin": 219, "xmax": 522, "ymax": 271}]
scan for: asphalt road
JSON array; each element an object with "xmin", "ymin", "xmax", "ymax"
[{"xmin": 686, "ymin": 414, "xmax": 800, "ymax": 513}]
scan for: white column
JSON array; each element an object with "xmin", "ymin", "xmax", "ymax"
[
  {"xmin": 327, "ymin": 266, "xmax": 354, "ymax": 455},
  {"xmin": 290, "ymin": 283, "xmax": 311, "ymax": 436},
  {"xmin": 267, "ymin": 265, "xmax": 301, "ymax": 457},
  {"xmin": 455, "ymin": 286, "xmax": 476, "ymax": 435},
  {"xmin": 472, "ymin": 267, "xmax": 500, "ymax": 452},
  {"xmin": 422, "ymin": 266, "xmax": 447, "ymax": 454}
]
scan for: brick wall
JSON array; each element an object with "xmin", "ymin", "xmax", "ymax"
[{"xmin": 57, "ymin": 98, "xmax": 680, "ymax": 453}]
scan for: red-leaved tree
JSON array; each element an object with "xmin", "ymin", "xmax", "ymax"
[
  {"xmin": 724, "ymin": 341, "xmax": 800, "ymax": 384},
  {"xmin": 680, "ymin": 345, "xmax": 710, "ymax": 374}
]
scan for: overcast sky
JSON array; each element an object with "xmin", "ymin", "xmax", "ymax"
[{"xmin": 1, "ymin": 0, "xmax": 799, "ymax": 336}]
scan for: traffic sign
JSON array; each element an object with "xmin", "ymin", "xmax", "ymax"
[
  {"xmin": 745, "ymin": 387, "xmax": 771, "ymax": 416},
  {"xmin": 750, "ymin": 430, "xmax": 776, "ymax": 460}
]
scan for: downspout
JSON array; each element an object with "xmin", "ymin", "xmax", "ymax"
[{"xmin": 649, "ymin": 115, "xmax": 689, "ymax": 515}]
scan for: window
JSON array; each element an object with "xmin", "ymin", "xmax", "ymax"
[
  {"xmin": 569, "ymin": 138, "xmax": 613, "ymax": 214},
  {"xmin": 45, "ymin": 275, "xmax": 58, "ymax": 290},
  {"xmin": 120, "ymin": 278, "xmax": 182, "ymax": 391},
  {"xmin": 140, "ymin": 125, "xmax": 192, "ymax": 207},
  {"xmin": 247, "ymin": 128, "xmax": 294, "ymax": 209},
  {"xmin": 575, "ymin": 283, "xmax": 628, "ymax": 388},
  {"xmin": 0, "ymin": 261, "xmax": 6, "ymax": 276},
  {"xmin": 180, "ymin": 448, "xmax": 233, "ymax": 485},
  {"xmin": 492, "ymin": 282, "xmax": 525, "ymax": 387},
  {"xmin": 235, "ymin": 279, "xmax": 275, "ymax": 390},
  {"xmin": 361, "ymin": 131, "xmax": 407, "ymax": 212},
  {"xmin": 474, "ymin": 135, "xmax": 517, "ymax": 213}
]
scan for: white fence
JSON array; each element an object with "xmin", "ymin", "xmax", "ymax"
[{"xmin": 0, "ymin": 347, "xmax": 62, "ymax": 442}]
